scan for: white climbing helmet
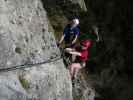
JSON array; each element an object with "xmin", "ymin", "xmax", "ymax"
[{"xmin": 72, "ymin": 18, "xmax": 79, "ymax": 25}]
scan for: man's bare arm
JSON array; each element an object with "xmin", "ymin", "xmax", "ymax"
[{"xmin": 59, "ymin": 34, "xmax": 65, "ymax": 44}]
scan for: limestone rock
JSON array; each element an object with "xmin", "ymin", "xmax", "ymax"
[
  {"xmin": 72, "ymin": 71, "xmax": 95, "ymax": 100},
  {"xmin": 71, "ymin": 0, "xmax": 87, "ymax": 11},
  {"xmin": 0, "ymin": 0, "xmax": 73, "ymax": 100},
  {"xmin": 0, "ymin": 0, "xmax": 59, "ymax": 69}
]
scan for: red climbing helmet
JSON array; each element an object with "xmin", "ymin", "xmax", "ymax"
[{"xmin": 80, "ymin": 40, "xmax": 92, "ymax": 49}]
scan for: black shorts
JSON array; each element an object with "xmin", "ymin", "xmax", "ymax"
[
  {"xmin": 75, "ymin": 59, "xmax": 86, "ymax": 68},
  {"xmin": 65, "ymin": 41, "xmax": 71, "ymax": 47},
  {"xmin": 80, "ymin": 62, "xmax": 86, "ymax": 68}
]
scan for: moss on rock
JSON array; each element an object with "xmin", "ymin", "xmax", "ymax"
[{"xmin": 19, "ymin": 75, "xmax": 30, "ymax": 90}]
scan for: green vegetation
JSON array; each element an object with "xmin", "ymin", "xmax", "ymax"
[
  {"xmin": 19, "ymin": 75, "xmax": 30, "ymax": 90},
  {"xmin": 46, "ymin": 7, "xmax": 67, "ymax": 40}
]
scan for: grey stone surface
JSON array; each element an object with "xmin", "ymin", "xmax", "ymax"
[
  {"xmin": 0, "ymin": 59, "xmax": 73, "ymax": 100},
  {"xmin": 72, "ymin": 72, "xmax": 95, "ymax": 100},
  {"xmin": 21, "ymin": 60, "xmax": 72, "ymax": 100},
  {"xmin": 0, "ymin": 0, "xmax": 59, "ymax": 69},
  {"xmin": 0, "ymin": 0, "xmax": 73, "ymax": 100},
  {"xmin": 0, "ymin": 73, "xmax": 28, "ymax": 100}
]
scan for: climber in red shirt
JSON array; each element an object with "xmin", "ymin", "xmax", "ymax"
[{"xmin": 65, "ymin": 40, "xmax": 93, "ymax": 79}]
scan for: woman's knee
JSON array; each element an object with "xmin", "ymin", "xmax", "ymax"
[
  {"xmin": 69, "ymin": 63, "xmax": 81, "ymax": 73},
  {"xmin": 74, "ymin": 63, "xmax": 82, "ymax": 69},
  {"xmin": 71, "ymin": 63, "xmax": 80, "ymax": 67}
]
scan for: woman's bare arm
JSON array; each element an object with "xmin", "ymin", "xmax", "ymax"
[
  {"xmin": 69, "ymin": 51, "xmax": 81, "ymax": 56},
  {"xmin": 65, "ymin": 48, "xmax": 75, "ymax": 52}
]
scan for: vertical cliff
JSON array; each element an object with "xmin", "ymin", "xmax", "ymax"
[{"xmin": 0, "ymin": 0, "xmax": 73, "ymax": 100}]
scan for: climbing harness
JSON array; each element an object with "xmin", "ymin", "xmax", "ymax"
[{"xmin": 0, "ymin": 55, "xmax": 62, "ymax": 72}]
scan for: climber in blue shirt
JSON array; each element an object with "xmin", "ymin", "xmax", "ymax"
[{"xmin": 58, "ymin": 18, "xmax": 80, "ymax": 47}]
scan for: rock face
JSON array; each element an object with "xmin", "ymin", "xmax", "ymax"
[
  {"xmin": 0, "ymin": 0, "xmax": 59, "ymax": 68},
  {"xmin": 0, "ymin": 0, "xmax": 73, "ymax": 100},
  {"xmin": 0, "ymin": 60, "xmax": 72, "ymax": 100},
  {"xmin": 71, "ymin": 0, "xmax": 87, "ymax": 11},
  {"xmin": 72, "ymin": 71, "xmax": 95, "ymax": 100}
]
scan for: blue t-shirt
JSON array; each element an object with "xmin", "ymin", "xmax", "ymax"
[{"xmin": 63, "ymin": 24, "xmax": 80, "ymax": 42}]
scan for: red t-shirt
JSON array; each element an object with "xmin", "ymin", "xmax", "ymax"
[
  {"xmin": 76, "ymin": 47, "xmax": 90, "ymax": 62},
  {"xmin": 79, "ymin": 50, "xmax": 89, "ymax": 62}
]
